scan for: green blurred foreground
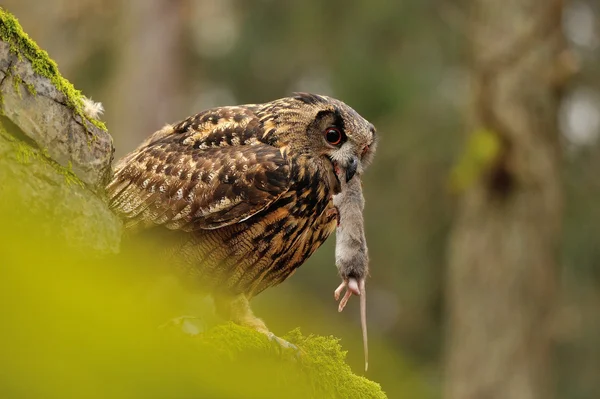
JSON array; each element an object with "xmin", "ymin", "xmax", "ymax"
[{"xmin": 0, "ymin": 130, "xmax": 386, "ymax": 399}]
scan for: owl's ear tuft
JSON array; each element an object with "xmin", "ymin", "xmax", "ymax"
[{"xmin": 293, "ymin": 92, "xmax": 326, "ymax": 106}]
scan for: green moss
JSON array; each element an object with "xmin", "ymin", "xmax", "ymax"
[
  {"xmin": 24, "ymin": 78, "xmax": 36, "ymax": 96},
  {"xmin": 285, "ymin": 329, "xmax": 386, "ymax": 398},
  {"xmin": 0, "ymin": 8, "xmax": 106, "ymax": 132},
  {"xmin": 1, "ymin": 126, "xmax": 84, "ymax": 188},
  {"xmin": 10, "ymin": 72, "xmax": 34, "ymax": 97},
  {"xmin": 192, "ymin": 323, "xmax": 387, "ymax": 398},
  {"xmin": 12, "ymin": 71, "xmax": 21, "ymax": 97},
  {"xmin": 449, "ymin": 128, "xmax": 502, "ymax": 193}
]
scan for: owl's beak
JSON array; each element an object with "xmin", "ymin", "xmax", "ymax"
[{"xmin": 346, "ymin": 156, "xmax": 358, "ymax": 182}]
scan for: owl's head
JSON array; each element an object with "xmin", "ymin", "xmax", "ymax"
[{"xmin": 259, "ymin": 93, "xmax": 377, "ymax": 184}]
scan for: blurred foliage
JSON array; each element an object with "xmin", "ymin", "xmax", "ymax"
[
  {"xmin": 1, "ymin": 0, "xmax": 600, "ymax": 398},
  {"xmin": 0, "ymin": 162, "xmax": 408, "ymax": 398}
]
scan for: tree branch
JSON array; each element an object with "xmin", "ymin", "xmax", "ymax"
[{"xmin": 0, "ymin": 8, "xmax": 113, "ymax": 191}]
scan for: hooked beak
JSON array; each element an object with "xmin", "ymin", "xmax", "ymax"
[{"xmin": 346, "ymin": 156, "xmax": 358, "ymax": 182}]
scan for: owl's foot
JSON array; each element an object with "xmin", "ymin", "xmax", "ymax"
[
  {"xmin": 267, "ymin": 332, "xmax": 298, "ymax": 351},
  {"xmin": 214, "ymin": 293, "xmax": 299, "ymax": 353}
]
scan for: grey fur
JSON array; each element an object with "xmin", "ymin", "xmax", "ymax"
[
  {"xmin": 334, "ymin": 175, "xmax": 368, "ymax": 280},
  {"xmin": 333, "ymin": 174, "xmax": 370, "ymax": 371}
]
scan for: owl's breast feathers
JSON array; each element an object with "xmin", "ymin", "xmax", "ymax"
[{"xmin": 107, "ymin": 105, "xmax": 338, "ymax": 296}]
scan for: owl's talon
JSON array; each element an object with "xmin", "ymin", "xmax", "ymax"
[{"xmin": 267, "ymin": 332, "xmax": 298, "ymax": 352}]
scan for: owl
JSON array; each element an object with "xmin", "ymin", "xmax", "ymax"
[{"xmin": 107, "ymin": 93, "xmax": 377, "ymax": 344}]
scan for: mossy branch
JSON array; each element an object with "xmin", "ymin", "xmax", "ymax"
[{"xmin": 0, "ymin": 8, "xmax": 113, "ymax": 190}]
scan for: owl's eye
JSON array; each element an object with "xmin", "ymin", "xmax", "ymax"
[{"xmin": 324, "ymin": 127, "xmax": 343, "ymax": 146}]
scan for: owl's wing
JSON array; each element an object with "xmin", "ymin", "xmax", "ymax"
[{"xmin": 107, "ymin": 108, "xmax": 291, "ymax": 231}]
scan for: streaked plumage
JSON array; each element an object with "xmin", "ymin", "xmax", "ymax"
[{"xmin": 107, "ymin": 93, "xmax": 376, "ymax": 337}]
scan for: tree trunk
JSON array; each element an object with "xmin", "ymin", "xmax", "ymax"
[
  {"xmin": 110, "ymin": 0, "xmax": 185, "ymax": 158},
  {"xmin": 444, "ymin": 1, "xmax": 570, "ymax": 398}
]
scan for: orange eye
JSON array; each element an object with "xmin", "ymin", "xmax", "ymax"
[{"xmin": 324, "ymin": 127, "xmax": 343, "ymax": 145}]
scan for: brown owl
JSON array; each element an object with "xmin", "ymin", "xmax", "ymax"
[{"xmin": 106, "ymin": 93, "xmax": 377, "ymax": 345}]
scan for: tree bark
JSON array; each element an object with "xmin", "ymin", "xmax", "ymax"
[{"xmin": 444, "ymin": 1, "xmax": 569, "ymax": 398}]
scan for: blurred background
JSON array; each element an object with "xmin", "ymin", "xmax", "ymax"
[{"xmin": 2, "ymin": 0, "xmax": 600, "ymax": 398}]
